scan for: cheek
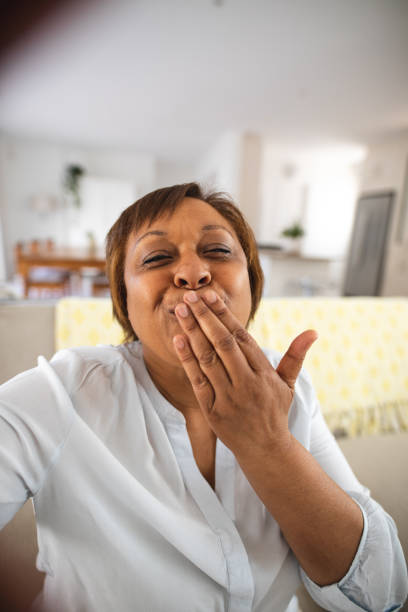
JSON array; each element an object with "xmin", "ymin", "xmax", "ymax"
[
  {"xmin": 124, "ymin": 276, "xmax": 150, "ymax": 329},
  {"xmin": 126, "ymin": 273, "xmax": 154, "ymax": 306},
  {"xmin": 234, "ymin": 263, "xmax": 251, "ymax": 293},
  {"xmin": 125, "ymin": 274, "xmax": 167, "ymax": 331},
  {"xmin": 227, "ymin": 265, "xmax": 252, "ymax": 321}
]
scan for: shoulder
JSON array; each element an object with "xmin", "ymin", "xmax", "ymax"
[
  {"xmin": 51, "ymin": 343, "xmax": 125, "ymax": 366},
  {"xmin": 0, "ymin": 343, "xmax": 144, "ymax": 452},
  {"xmin": 0, "ymin": 344, "xmax": 131, "ymax": 400},
  {"xmin": 49, "ymin": 344, "xmax": 131, "ymax": 389}
]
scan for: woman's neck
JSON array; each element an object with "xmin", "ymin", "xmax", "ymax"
[{"xmin": 142, "ymin": 345, "xmax": 202, "ymax": 421}]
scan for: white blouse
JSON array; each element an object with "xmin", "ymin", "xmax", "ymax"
[{"xmin": 0, "ymin": 342, "xmax": 406, "ymax": 612}]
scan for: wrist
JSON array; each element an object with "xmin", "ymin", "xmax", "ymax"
[{"xmin": 235, "ymin": 429, "xmax": 295, "ymax": 473}]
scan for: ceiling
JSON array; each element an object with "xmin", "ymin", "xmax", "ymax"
[{"xmin": 0, "ymin": 0, "xmax": 407, "ymax": 162}]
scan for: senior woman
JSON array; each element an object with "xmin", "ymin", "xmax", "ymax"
[{"xmin": 0, "ymin": 183, "xmax": 407, "ymax": 612}]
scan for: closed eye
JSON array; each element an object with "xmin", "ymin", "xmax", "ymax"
[
  {"xmin": 207, "ymin": 248, "xmax": 229, "ymax": 252},
  {"xmin": 143, "ymin": 254, "xmax": 172, "ymax": 265},
  {"xmin": 204, "ymin": 247, "xmax": 231, "ymax": 256},
  {"xmin": 143, "ymin": 247, "xmax": 231, "ymax": 266}
]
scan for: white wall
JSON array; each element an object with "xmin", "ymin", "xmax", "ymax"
[
  {"xmin": 300, "ymin": 162, "xmax": 360, "ymax": 259},
  {"xmin": 195, "ymin": 131, "xmax": 242, "ymax": 199},
  {"xmin": 0, "ymin": 133, "xmax": 156, "ymax": 277},
  {"xmin": 0, "ymin": 217, "xmax": 6, "ymax": 283},
  {"xmin": 237, "ymin": 133, "xmax": 263, "ymax": 235},
  {"xmin": 259, "ymin": 143, "xmax": 365, "ymax": 259},
  {"xmin": 155, "ymin": 160, "xmax": 196, "ymax": 188},
  {"xmin": 256, "ymin": 142, "xmax": 370, "ymax": 296},
  {"xmin": 66, "ymin": 176, "xmax": 136, "ymax": 249},
  {"xmin": 195, "ymin": 131, "xmax": 262, "ymax": 233},
  {"xmin": 259, "ymin": 151, "xmax": 306, "ymax": 245}
]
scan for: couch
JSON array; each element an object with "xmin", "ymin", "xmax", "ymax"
[{"xmin": 0, "ymin": 297, "xmax": 407, "ymax": 611}]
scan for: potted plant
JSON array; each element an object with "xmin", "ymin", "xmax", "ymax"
[
  {"xmin": 280, "ymin": 222, "xmax": 305, "ymax": 254},
  {"xmin": 63, "ymin": 164, "xmax": 85, "ymax": 208}
]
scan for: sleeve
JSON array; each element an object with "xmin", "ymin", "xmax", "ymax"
[
  {"xmin": 298, "ymin": 373, "xmax": 408, "ymax": 611},
  {"xmin": 0, "ymin": 357, "xmax": 75, "ymax": 530}
]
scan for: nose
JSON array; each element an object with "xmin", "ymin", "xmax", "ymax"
[{"xmin": 173, "ymin": 254, "xmax": 211, "ymax": 289}]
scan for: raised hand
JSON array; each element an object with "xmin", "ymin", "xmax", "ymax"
[{"xmin": 173, "ymin": 289, "xmax": 317, "ymax": 459}]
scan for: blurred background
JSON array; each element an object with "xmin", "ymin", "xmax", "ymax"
[{"xmin": 0, "ymin": 0, "xmax": 407, "ymax": 299}]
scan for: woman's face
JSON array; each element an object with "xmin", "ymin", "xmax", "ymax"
[{"xmin": 123, "ymin": 197, "xmax": 252, "ymax": 366}]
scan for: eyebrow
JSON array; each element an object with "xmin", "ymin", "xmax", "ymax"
[
  {"xmin": 134, "ymin": 230, "xmax": 166, "ymax": 247},
  {"xmin": 133, "ymin": 224, "xmax": 234, "ymax": 248}
]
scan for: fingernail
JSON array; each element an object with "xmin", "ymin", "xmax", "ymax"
[
  {"xmin": 204, "ymin": 290, "xmax": 217, "ymax": 303},
  {"xmin": 173, "ymin": 336, "xmax": 185, "ymax": 350},
  {"xmin": 175, "ymin": 304, "xmax": 189, "ymax": 318},
  {"xmin": 185, "ymin": 291, "xmax": 198, "ymax": 303}
]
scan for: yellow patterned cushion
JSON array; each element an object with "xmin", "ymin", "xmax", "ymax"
[
  {"xmin": 56, "ymin": 296, "xmax": 408, "ymax": 437},
  {"xmin": 56, "ymin": 298, "xmax": 124, "ymax": 349},
  {"xmin": 249, "ymin": 297, "xmax": 408, "ymax": 436}
]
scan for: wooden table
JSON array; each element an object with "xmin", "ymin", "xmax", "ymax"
[{"xmin": 15, "ymin": 246, "xmax": 107, "ymax": 298}]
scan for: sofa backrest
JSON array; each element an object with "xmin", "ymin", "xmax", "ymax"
[
  {"xmin": 0, "ymin": 301, "xmax": 55, "ymax": 385},
  {"xmin": 2, "ymin": 296, "xmax": 407, "ymax": 439},
  {"xmin": 55, "ymin": 296, "xmax": 408, "ymax": 439}
]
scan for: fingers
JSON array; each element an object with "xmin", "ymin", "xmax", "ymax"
[
  {"xmin": 172, "ymin": 335, "xmax": 215, "ymax": 414},
  {"xmin": 176, "ymin": 291, "xmax": 249, "ymax": 387},
  {"xmin": 176, "ymin": 290, "xmax": 264, "ymax": 386},
  {"xmin": 199, "ymin": 290, "xmax": 272, "ymax": 374},
  {"xmin": 275, "ymin": 329, "xmax": 318, "ymax": 390},
  {"xmin": 173, "ymin": 297, "xmax": 232, "ymax": 387}
]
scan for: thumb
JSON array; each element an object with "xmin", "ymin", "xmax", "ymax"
[{"xmin": 275, "ymin": 329, "xmax": 318, "ymax": 390}]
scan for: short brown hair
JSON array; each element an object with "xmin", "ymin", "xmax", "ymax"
[{"xmin": 105, "ymin": 182, "xmax": 264, "ymax": 342}]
